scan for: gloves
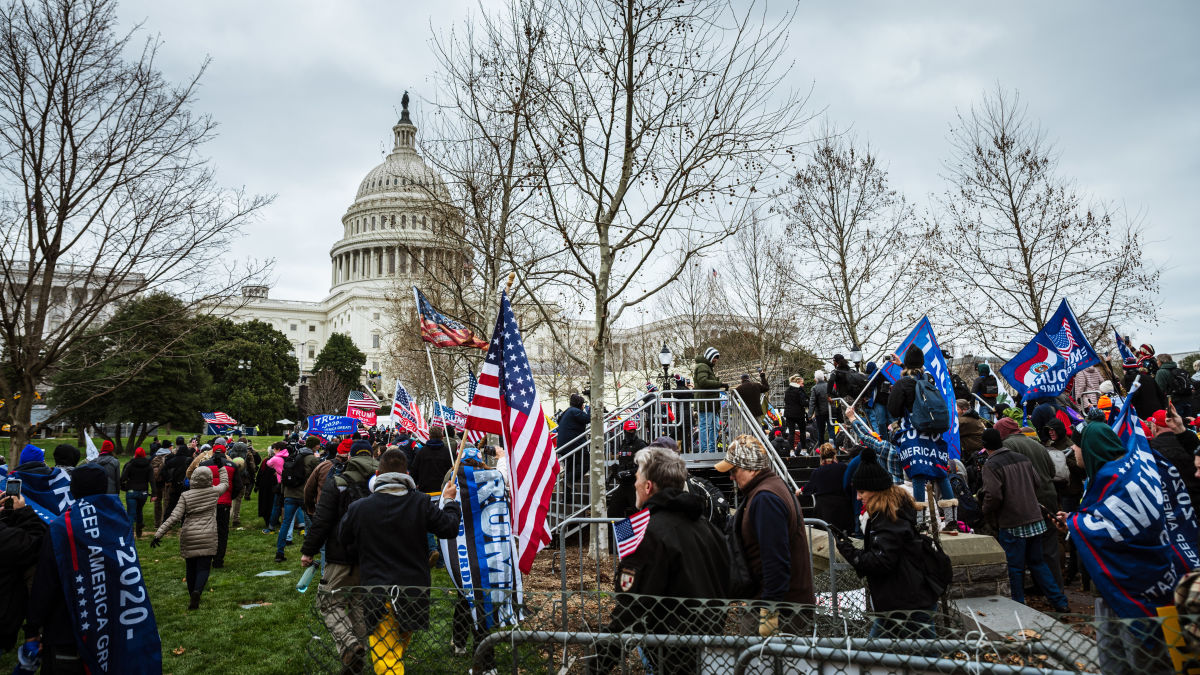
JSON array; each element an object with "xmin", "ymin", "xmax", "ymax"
[
  {"xmin": 757, "ymin": 608, "xmax": 779, "ymax": 637},
  {"xmin": 149, "ymin": 537, "xmax": 162, "ymax": 548},
  {"xmin": 834, "ymin": 536, "xmax": 857, "ymax": 562}
]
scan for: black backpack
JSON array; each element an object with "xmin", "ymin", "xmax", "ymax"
[
  {"xmin": 910, "ymin": 532, "xmax": 954, "ymax": 597},
  {"xmin": 1166, "ymin": 367, "xmax": 1193, "ymax": 397},
  {"xmin": 281, "ymin": 454, "xmax": 308, "ymax": 489},
  {"xmin": 910, "ymin": 373, "xmax": 951, "ymax": 435},
  {"xmin": 335, "ymin": 475, "xmax": 372, "ymax": 517},
  {"xmin": 947, "ymin": 474, "xmax": 982, "ymax": 530},
  {"xmin": 980, "ymin": 376, "xmax": 999, "ymax": 398},
  {"xmin": 724, "ymin": 508, "xmax": 760, "ymax": 599},
  {"xmin": 839, "ymin": 370, "xmax": 869, "ymax": 399}
]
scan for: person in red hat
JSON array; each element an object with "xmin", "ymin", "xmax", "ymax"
[
  {"xmin": 608, "ymin": 419, "xmax": 648, "ymax": 518},
  {"xmin": 119, "ymin": 447, "xmax": 153, "ymax": 538},
  {"xmin": 94, "ymin": 439, "xmax": 121, "ymax": 494},
  {"xmin": 199, "ymin": 444, "xmax": 242, "ymax": 568},
  {"xmin": 1148, "ymin": 404, "xmax": 1200, "ymax": 507}
]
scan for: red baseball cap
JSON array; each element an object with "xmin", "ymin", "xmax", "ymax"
[
  {"xmin": 622, "ymin": 419, "xmax": 638, "ymax": 432},
  {"xmin": 1149, "ymin": 410, "xmax": 1168, "ymax": 428}
]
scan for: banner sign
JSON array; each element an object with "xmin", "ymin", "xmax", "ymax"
[
  {"xmin": 49, "ymin": 494, "xmax": 162, "ymax": 673},
  {"xmin": 1067, "ymin": 397, "xmax": 1199, "ymax": 617},
  {"xmin": 1000, "ymin": 299, "xmax": 1100, "ymax": 403},
  {"xmin": 438, "ymin": 457, "xmax": 523, "ymax": 630},
  {"xmin": 0, "ymin": 466, "xmax": 72, "ymax": 523},
  {"xmin": 881, "ymin": 316, "xmax": 961, "ymax": 460},
  {"xmin": 305, "ymin": 415, "xmax": 358, "ymax": 438},
  {"xmin": 346, "ymin": 406, "xmax": 377, "ymax": 427}
]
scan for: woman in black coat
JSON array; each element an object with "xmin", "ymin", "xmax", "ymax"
[
  {"xmin": 255, "ymin": 450, "xmax": 279, "ymax": 529},
  {"xmin": 835, "ymin": 446, "xmax": 940, "ymax": 639},
  {"xmin": 783, "ymin": 375, "xmax": 807, "ymax": 453},
  {"xmin": 120, "ymin": 447, "xmax": 154, "ymax": 537}
]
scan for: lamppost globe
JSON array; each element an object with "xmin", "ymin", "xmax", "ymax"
[
  {"xmin": 658, "ymin": 343, "xmax": 673, "ymax": 374},
  {"xmin": 849, "ymin": 343, "xmax": 863, "ymax": 367}
]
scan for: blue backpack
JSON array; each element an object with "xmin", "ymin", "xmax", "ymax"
[{"xmin": 910, "ymin": 373, "xmax": 951, "ymax": 435}]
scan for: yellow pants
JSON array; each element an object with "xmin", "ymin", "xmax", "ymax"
[{"xmin": 368, "ymin": 610, "xmax": 412, "ymax": 674}]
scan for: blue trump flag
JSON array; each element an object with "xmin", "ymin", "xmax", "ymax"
[
  {"xmin": 999, "ymin": 299, "xmax": 1100, "ymax": 403},
  {"xmin": 1113, "ymin": 329, "xmax": 1136, "ymax": 362},
  {"xmin": 0, "ymin": 466, "xmax": 72, "ymax": 523},
  {"xmin": 49, "ymin": 494, "xmax": 162, "ymax": 674},
  {"xmin": 880, "ymin": 317, "xmax": 960, "ymax": 460},
  {"xmin": 305, "ymin": 414, "xmax": 358, "ymax": 438},
  {"xmin": 1066, "ymin": 385, "xmax": 1198, "ymax": 617},
  {"xmin": 438, "ymin": 451, "xmax": 523, "ymax": 630}
]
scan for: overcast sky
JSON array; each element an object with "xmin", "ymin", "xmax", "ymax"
[{"xmin": 117, "ymin": 0, "xmax": 1200, "ymax": 355}]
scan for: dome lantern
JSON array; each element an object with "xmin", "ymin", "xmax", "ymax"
[{"xmin": 392, "ymin": 90, "xmax": 416, "ymax": 155}]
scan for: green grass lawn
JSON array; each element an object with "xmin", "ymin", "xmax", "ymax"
[{"xmin": 0, "ymin": 445, "xmax": 454, "ymax": 675}]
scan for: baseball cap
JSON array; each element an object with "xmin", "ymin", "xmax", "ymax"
[
  {"xmin": 623, "ymin": 419, "xmax": 638, "ymax": 432},
  {"xmin": 1149, "ymin": 410, "xmax": 1168, "ymax": 428},
  {"xmin": 714, "ymin": 434, "xmax": 769, "ymax": 472}
]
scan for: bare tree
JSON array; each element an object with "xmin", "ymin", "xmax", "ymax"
[
  {"xmin": 776, "ymin": 133, "xmax": 929, "ymax": 361},
  {"xmin": 715, "ymin": 210, "xmax": 795, "ymax": 369},
  {"xmin": 929, "ymin": 87, "xmax": 1160, "ymax": 356},
  {"xmin": 654, "ymin": 251, "xmax": 721, "ymax": 361},
  {"xmin": 494, "ymin": 0, "xmax": 814, "ymax": 548},
  {"xmin": 0, "ymin": 0, "xmax": 270, "ymax": 462},
  {"xmin": 305, "ymin": 370, "xmax": 349, "ymax": 416}
]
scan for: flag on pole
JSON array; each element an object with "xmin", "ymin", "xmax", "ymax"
[
  {"xmin": 201, "ymin": 411, "xmax": 237, "ymax": 425},
  {"xmin": 613, "ymin": 508, "xmax": 651, "ymax": 559},
  {"xmin": 999, "ymin": 299, "xmax": 1100, "ymax": 403},
  {"xmin": 347, "ymin": 390, "xmax": 381, "ymax": 410},
  {"xmin": 392, "ymin": 380, "xmax": 429, "ymax": 442},
  {"xmin": 1114, "ymin": 329, "xmax": 1136, "ymax": 363},
  {"xmin": 83, "ymin": 428, "xmax": 100, "ymax": 461},
  {"xmin": 414, "ymin": 286, "xmax": 489, "ymax": 349},
  {"xmin": 880, "ymin": 317, "xmax": 961, "ymax": 460},
  {"xmin": 464, "ymin": 291, "xmax": 560, "ymax": 574},
  {"xmin": 464, "ymin": 368, "xmax": 485, "ymax": 445}
]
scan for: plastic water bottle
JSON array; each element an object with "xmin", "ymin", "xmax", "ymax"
[{"xmin": 296, "ymin": 565, "xmax": 316, "ymax": 593}]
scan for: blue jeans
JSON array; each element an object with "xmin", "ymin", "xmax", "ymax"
[
  {"xmin": 125, "ymin": 490, "xmax": 148, "ymax": 529},
  {"xmin": 911, "ymin": 476, "xmax": 954, "ymax": 504},
  {"xmin": 276, "ymin": 497, "xmax": 304, "ymax": 554},
  {"xmin": 869, "ymin": 403, "xmax": 892, "ymax": 435},
  {"xmin": 869, "ymin": 605, "xmax": 937, "ymax": 639},
  {"xmin": 997, "ymin": 529, "xmax": 1069, "ymax": 610},
  {"xmin": 697, "ymin": 410, "xmax": 718, "ymax": 453},
  {"xmin": 978, "ymin": 404, "xmax": 994, "ymax": 422}
]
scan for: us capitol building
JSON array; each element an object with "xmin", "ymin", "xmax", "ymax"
[{"xmin": 226, "ymin": 95, "xmax": 462, "ymax": 390}]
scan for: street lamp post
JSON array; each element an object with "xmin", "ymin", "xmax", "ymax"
[
  {"xmin": 849, "ymin": 343, "xmax": 863, "ymax": 372},
  {"xmin": 658, "ymin": 344, "xmax": 674, "ymax": 391}
]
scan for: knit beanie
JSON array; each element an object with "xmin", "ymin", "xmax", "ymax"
[
  {"xmin": 350, "ymin": 439, "xmax": 372, "ymax": 456},
  {"xmin": 704, "ymin": 347, "xmax": 720, "ymax": 363},
  {"xmin": 337, "ymin": 438, "xmax": 354, "ymax": 455},
  {"xmin": 982, "ymin": 428, "xmax": 1003, "ymax": 451},
  {"xmin": 99, "ymin": 440, "xmax": 115, "ymax": 455},
  {"xmin": 903, "ymin": 343, "xmax": 925, "ymax": 370},
  {"xmin": 993, "ymin": 416, "xmax": 1021, "ymax": 440},
  {"xmin": 851, "ymin": 446, "xmax": 892, "ymax": 492},
  {"xmin": 70, "ymin": 464, "xmax": 108, "ymax": 498},
  {"xmin": 977, "ymin": 363, "xmax": 990, "ymax": 375},
  {"xmin": 19, "ymin": 444, "xmax": 44, "ymax": 465},
  {"xmin": 134, "ymin": 447, "xmax": 146, "ymax": 459},
  {"xmin": 1078, "ymin": 421, "xmax": 1125, "ymax": 479},
  {"xmin": 53, "ymin": 444, "xmax": 81, "ymax": 467}
]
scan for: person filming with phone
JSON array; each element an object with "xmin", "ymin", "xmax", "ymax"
[{"xmin": 0, "ymin": 468, "xmax": 47, "ymax": 658}]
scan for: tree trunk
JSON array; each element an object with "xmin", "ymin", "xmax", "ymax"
[
  {"xmin": 588, "ymin": 283, "xmax": 611, "ymax": 562},
  {"xmin": 7, "ymin": 394, "xmax": 34, "ymax": 467}
]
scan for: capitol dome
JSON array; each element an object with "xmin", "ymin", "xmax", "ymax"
[{"xmin": 329, "ymin": 93, "xmax": 461, "ymax": 295}]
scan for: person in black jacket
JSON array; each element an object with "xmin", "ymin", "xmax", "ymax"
[
  {"xmin": 120, "ymin": 447, "xmax": 154, "ymax": 538},
  {"xmin": 556, "ymin": 393, "xmax": 592, "ymax": 479},
  {"xmin": 163, "ymin": 441, "xmax": 196, "ymax": 518},
  {"xmin": 0, "ymin": 479, "xmax": 47, "ymax": 656},
  {"xmin": 801, "ymin": 445, "xmax": 852, "ymax": 533},
  {"xmin": 809, "ymin": 371, "xmax": 833, "ymax": 446},
  {"xmin": 608, "ymin": 420, "xmax": 648, "ymax": 519},
  {"xmin": 594, "ymin": 447, "xmax": 729, "ymax": 675},
  {"xmin": 410, "ymin": 426, "xmax": 455, "ymax": 494},
  {"xmin": 783, "ymin": 375, "xmax": 807, "ymax": 454},
  {"xmin": 1148, "ymin": 405, "xmax": 1200, "ymax": 507},
  {"xmin": 338, "ymin": 449, "xmax": 459, "ymax": 656},
  {"xmin": 1123, "ymin": 367, "xmax": 1166, "ymax": 419},
  {"xmin": 836, "ymin": 447, "xmax": 939, "ymax": 639}
]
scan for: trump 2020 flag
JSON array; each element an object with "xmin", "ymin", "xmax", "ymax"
[
  {"xmin": 880, "ymin": 316, "xmax": 960, "ymax": 460},
  {"xmin": 439, "ymin": 451, "xmax": 523, "ymax": 630},
  {"xmin": 0, "ymin": 466, "xmax": 72, "ymax": 523},
  {"xmin": 305, "ymin": 415, "xmax": 359, "ymax": 439},
  {"xmin": 1114, "ymin": 329, "xmax": 1136, "ymax": 363},
  {"xmin": 414, "ymin": 286, "xmax": 489, "ymax": 349},
  {"xmin": 1000, "ymin": 299, "xmax": 1100, "ymax": 403},
  {"xmin": 464, "ymin": 291, "xmax": 560, "ymax": 574},
  {"xmin": 49, "ymin": 494, "xmax": 162, "ymax": 673},
  {"xmin": 1066, "ymin": 385, "xmax": 1199, "ymax": 618}
]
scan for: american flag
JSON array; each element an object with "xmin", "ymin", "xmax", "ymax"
[
  {"xmin": 347, "ymin": 390, "xmax": 381, "ymax": 410},
  {"xmin": 391, "ymin": 379, "xmax": 429, "ymax": 442},
  {"xmin": 201, "ymin": 411, "xmax": 237, "ymax": 426},
  {"xmin": 1051, "ymin": 317, "xmax": 1080, "ymax": 359},
  {"xmin": 613, "ymin": 507, "xmax": 651, "ymax": 559},
  {"xmin": 464, "ymin": 292, "xmax": 560, "ymax": 573},
  {"xmin": 464, "ymin": 368, "xmax": 484, "ymax": 444}
]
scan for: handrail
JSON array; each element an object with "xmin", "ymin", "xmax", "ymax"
[{"xmin": 726, "ymin": 388, "xmax": 798, "ymax": 494}]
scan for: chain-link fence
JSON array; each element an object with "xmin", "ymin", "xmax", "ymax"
[{"xmin": 305, "ymin": 584, "xmax": 1200, "ymax": 674}]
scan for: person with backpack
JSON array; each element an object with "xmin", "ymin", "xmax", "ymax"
[
  {"xmin": 271, "ymin": 437, "xmax": 319, "ymax": 562},
  {"xmin": 200, "ymin": 444, "xmax": 241, "ymax": 568},
  {"xmin": 1156, "ymin": 353, "xmax": 1194, "ymax": 419},
  {"xmin": 971, "ymin": 363, "xmax": 1001, "ymax": 422},
  {"xmin": 163, "ymin": 439, "xmax": 196, "ymax": 519},
  {"xmin": 994, "ymin": 415, "xmax": 1066, "ymax": 591},
  {"xmin": 301, "ymin": 440, "xmax": 378, "ymax": 674},
  {"xmin": 834, "ymin": 445, "xmax": 943, "ymax": 639},
  {"xmin": 886, "ymin": 345, "xmax": 956, "ymax": 532},
  {"xmin": 978, "ymin": 429, "xmax": 1070, "ymax": 613},
  {"xmin": 150, "ymin": 440, "xmax": 174, "ymax": 528}
]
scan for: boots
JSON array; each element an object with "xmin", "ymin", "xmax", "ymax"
[
  {"xmin": 188, "ymin": 591, "xmax": 201, "ymax": 610},
  {"xmin": 938, "ymin": 499, "xmax": 960, "ymax": 535},
  {"xmin": 913, "ymin": 502, "xmax": 928, "ymax": 531}
]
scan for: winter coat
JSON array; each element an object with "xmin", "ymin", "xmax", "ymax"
[
  {"xmin": 1155, "ymin": 361, "xmax": 1183, "ymax": 397},
  {"xmin": 302, "ymin": 454, "xmax": 378, "ymax": 565},
  {"xmin": 120, "ymin": 456, "xmax": 153, "ymax": 492},
  {"xmin": 958, "ymin": 413, "xmax": 985, "ymax": 457},
  {"xmin": 809, "ymin": 382, "xmax": 830, "ymax": 416},
  {"xmin": 150, "ymin": 452, "xmax": 169, "ymax": 497},
  {"xmin": 979, "ymin": 448, "xmax": 1044, "ymax": 530},
  {"xmin": 784, "ymin": 383, "xmax": 807, "ymax": 419},
  {"xmin": 411, "ymin": 440, "xmax": 454, "ymax": 493},
  {"xmin": 304, "ymin": 456, "xmax": 345, "ymax": 515},
  {"xmin": 1149, "ymin": 430, "xmax": 1200, "ymax": 507},
  {"xmin": 556, "ymin": 406, "xmax": 591, "ymax": 453},
  {"xmin": 1000, "ymin": 434, "xmax": 1058, "ymax": 514},
  {"xmin": 1124, "ymin": 371, "xmax": 1166, "ymax": 419},
  {"xmin": 0, "ymin": 505, "xmax": 46, "ymax": 650},
  {"xmin": 606, "ymin": 488, "xmax": 730, "ymax": 640},
  {"xmin": 1073, "ymin": 367, "xmax": 1105, "ymax": 407},
  {"xmin": 692, "ymin": 356, "xmax": 724, "ymax": 398},
  {"xmin": 337, "ymin": 472, "xmax": 461, "ymax": 631},
  {"xmin": 734, "ymin": 372, "xmax": 770, "ymax": 418},
  {"xmin": 94, "ymin": 453, "xmax": 121, "ymax": 494},
  {"xmin": 255, "ymin": 460, "xmax": 278, "ymax": 521},
  {"xmin": 163, "ymin": 449, "xmax": 194, "ymax": 488},
  {"xmin": 155, "ymin": 464, "xmax": 228, "ymax": 558},
  {"xmin": 201, "ymin": 455, "xmax": 241, "ymax": 506},
  {"xmin": 736, "ymin": 470, "xmax": 815, "ymax": 604},
  {"xmin": 802, "ymin": 462, "xmax": 853, "ymax": 533},
  {"xmin": 847, "ymin": 502, "xmax": 939, "ymax": 612}
]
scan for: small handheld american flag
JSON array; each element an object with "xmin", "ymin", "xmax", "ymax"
[{"xmin": 613, "ymin": 508, "xmax": 651, "ymax": 560}]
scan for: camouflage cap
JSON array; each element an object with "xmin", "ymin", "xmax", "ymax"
[{"xmin": 714, "ymin": 434, "xmax": 769, "ymax": 472}]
